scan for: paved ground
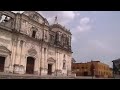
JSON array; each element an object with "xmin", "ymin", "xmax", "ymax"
[{"xmin": 0, "ymin": 72, "xmax": 116, "ymax": 79}]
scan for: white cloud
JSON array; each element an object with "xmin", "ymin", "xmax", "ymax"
[
  {"xmin": 74, "ymin": 17, "xmax": 92, "ymax": 33},
  {"xmin": 80, "ymin": 17, "xmax": 90, "ymax": 25},
  {"xmin": 61, "ymin": 11, "xmax": 75, "ymax": 19},
  {"xmin": 94, "ymin": 40, "xmax": 106, "ymax": 49},
  {"xmin": 76, "ymin": 25, "xmax": 92, "ymax": 32},
  {"xmin": 38, "ymin": 11, "xmax": 78, "ymax": 27}
]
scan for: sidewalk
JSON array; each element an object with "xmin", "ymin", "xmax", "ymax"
[{"xmin": 0, "ymin": 72, "xmax": 115, "ymax": 79}]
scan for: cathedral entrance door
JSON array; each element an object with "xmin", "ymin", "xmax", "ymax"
[
  {"xmin": 48, "ymin": 64, "xmax": 52, "ymax": 75},
  {"xmin": 26, "ymin": 57, "xmax": 35, "ymax": 74},
  {"xmin": 0, "ymin": 56, "xmax": 5, "ymax": 72}
]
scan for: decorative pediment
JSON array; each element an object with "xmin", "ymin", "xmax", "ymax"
[
  {"xmin": 0, "ymin": 45, "xmax": 11, "ymax": 53},
  {"xmin": 30, "ymin": 27, "xmax": 38, "ymax": 32},
  {"xmin": 22, "ymin": 11, "xmax": 49, "ymax": 25},
  {"xmin": 47, "ymin": 57, "xmax": 56, "ymax": 63},
  {"xmin": 28, "ymin": 48, "xmax": 37, "ymax": 57}
]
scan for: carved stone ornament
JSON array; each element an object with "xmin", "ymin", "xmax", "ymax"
[
  {"xmin": 28, "ymin": 48, "xmax": 37, "ymax": 57},
  {"xmin": 47, "ymin": 57, "xmax": 56, "ymax": 63},
  {"xmin": 31, "ymin": 14, "xmax": 39, "ymax": 22}
]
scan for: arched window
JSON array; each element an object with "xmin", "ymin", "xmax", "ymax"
[
  {"xmin": 55, "ymin": 31, "xmax": 59, "ymax": 41},
  {"xmin": 20, "ymin": 40, "xmax": 24, "ymax": 47},
  {"xmin": 32, "ymin": 30, "xmax": 36, "ymax": 38},
  {"xmin": 63, "ymin": 60, "xmax": 66, "ymax": 69},
  {"xmin": 31, "ymin": 27, "xmax": 38, "ymax": 38}
]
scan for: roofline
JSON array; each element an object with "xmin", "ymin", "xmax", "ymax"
[{"xmin": 112, "ymin": 58, "xmax": 120, "ymax": 62}]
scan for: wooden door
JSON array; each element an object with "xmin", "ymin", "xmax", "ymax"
[
  {"xmin": 26, "ymin": 57, "xmax": 35, "ymax": 74},
  {"xmin": 48, "ymin": 64, "xmax": 52, "ymax": 75},
  {"xmin": 0, "ymin": 56, "xmax": 5, "ymax": 72}
]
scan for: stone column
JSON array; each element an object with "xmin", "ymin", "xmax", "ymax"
[
  {"xmin": 68, "ymin": 55, "xmax": 72, "ymax": 75},
  {"xmin": 37, "ymin": 45, "xmax": 41, "ymax": 75},
  {"xmin": 56, "ymin": 52, "xmax": 58, "ymax": 70},
  {"xmin": 44, "ymin": 48, "xmax": 46, "ymax": 69},
  {"xmin": 21, "ymin": 41, "xmax": 26, "ymax": 74},
  {"xmin": 20, "ymin": 42, "xmax": 26, "ymax": 65},
  {"xmin": 41, "ymin": 47, "xmax": 45, "ymax": 75},
  {"xmin": 14, "ymin": 40, "xmax": 21, "ymax": 74},
  {"xmin": 43, "ymin": 48, "xmax": 47, "ymax": 75},
  {"xmin": 34, "ymin": 55, "xmax": 38, "ymax": 75},
  {"xmin": 54, "ymin": 51, "xmax": 57, "ymax": 76},
  {"xmin": 15, "ymin": 14, "xmax": 21, "ymax": 32},
  {"xmin": 10, "ymin": 38, "xmax": 17, "ymax": 73},
  {"xmin": 19, "ymin": 41, "xmax": 24, "ymax": 65},
  {"xmin": 56, "ymin": 52, "xmax": 59, "ymax": 75},
  {"xmin": 58, "ymin": 52, "xmax": 59, "ymax": 70},
  {"xmin": 15, "ymin": 40, "xmax": 21, "ymax": 64},
  {"xmin": 59, "ymin": 53, "xmax": 62, "ymax": 70}
]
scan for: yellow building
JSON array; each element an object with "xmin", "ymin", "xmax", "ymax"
[{"xmin": 72, "ymin": 61, "xmax": 113, "ymax": 78}]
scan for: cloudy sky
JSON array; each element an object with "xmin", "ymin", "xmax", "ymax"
[{"xmin": 14, "ymin": 11, "xmax": 120, "ymax": 67}]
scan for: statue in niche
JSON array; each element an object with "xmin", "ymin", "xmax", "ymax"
[{"xmin": 28, "ymin": 48, "xmax": 37, "ymax": 57}]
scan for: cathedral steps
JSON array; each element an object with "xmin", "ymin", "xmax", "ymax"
[{"xmin": 0, "ymin": 72, "xmax": 75, "ymax": 79}]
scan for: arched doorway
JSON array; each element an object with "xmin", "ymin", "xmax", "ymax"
[
  {"xmin": 0, "ymin": 46, "xmax": 11, "ymax": 72},
  {"xmin": 47, "ymin": 57, "xmax": 56, "ymax": 75},
  {"xmin": 0, "ymin": 56, "xmax": 5, "ymax": 72},
  {"xmin": 26, "ymin": 57, "xmax": 35, "ymax": 74}
]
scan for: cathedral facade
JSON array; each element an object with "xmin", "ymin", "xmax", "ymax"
[{"xmin": 0, "ymin": 11, "xmax": 72, "ymax": 76}]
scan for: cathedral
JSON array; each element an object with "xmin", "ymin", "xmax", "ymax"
[{"xmin": 0, "ymin": 11, "xmax": 72, "ymax": 76}]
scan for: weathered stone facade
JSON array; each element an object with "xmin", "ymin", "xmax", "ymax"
[{"xmin": 0, "ymin": 11, "xmax": 72, "ymax": 76}]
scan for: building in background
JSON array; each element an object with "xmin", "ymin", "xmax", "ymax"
[
  {"xmin": 72, "ymin": 61, "xmax": 113, "ymax": 78},
  {"xmin": 112, "ymin": 58, "xmax": 120, "ymax": 78},
  {"xmin": 0, "ymin": 11, "xmax": 72, "ymax": 76},
  {"xmin": 71, "ymin": 58, "xmax": 76, "ymax": 64}
]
